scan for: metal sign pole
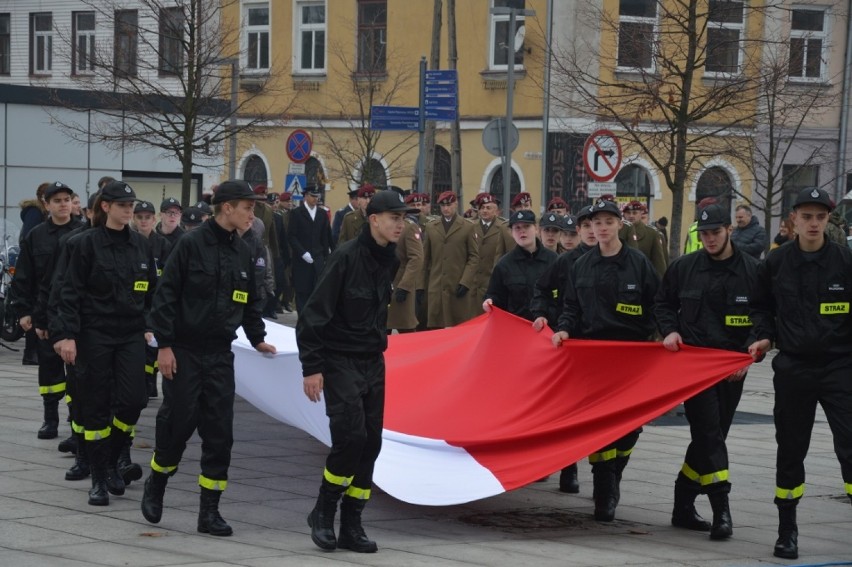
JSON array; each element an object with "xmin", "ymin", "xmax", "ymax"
[
  {"xmin": 418, "ymin": 57, "xmax": 426, "ymax": 194},
  {"xmin": 503, "ymin": 10, "xmax": 516, "ymax": 210}
]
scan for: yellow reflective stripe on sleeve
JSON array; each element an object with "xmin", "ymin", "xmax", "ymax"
[
  {"xmin": 615, "ymin": 303, "xmax": 642, "ymax": 316},
  {"xmin": 345, "ymin": 486, "xmax": 371, "ymax": 500},
  {"xmin": 232, "ymin": 290, "xmax": 248, "ymax": 304},
  {"xmin": 724, "ymin": 315, "xmax": 752, "ymax": 327},
  {"xmin": 820, "ymin": 302, "xmax": 849, "ymax": 314},
  {"xmin": 199, "ymin": 475, "xmax": 227, "ymax": 491},
  {"xmin": 145, "ymin": 364, "xmax": 156, "ymax": 375},
  {"xmin": 324, "ymin": 468, "xmax": 354, "ymax": 487},
  {"xmin": 111, "ymin": 416, "xmax": 135, "ymax": 436},
  {"xmin": 150, "ymin": 455, "xmax": 177, "ymax": 474},
  {"xmin": 84, "ymin": 426, "xmax": 111, "ymax": 441},
  {"xmin": 588, "ymin": 448, "xmax": 618, "ymax": 463},
  {"xmin": 71, "ymin": 421, "xmax": 84, "ymax": 434},
  {"xmin": 776, "ymin": 484, "xmax": 805, "ymax": 500},
  {"xmin": 65, "ymin": 394, "xmax": 72, "ymax": 404},
  {"xmin": 681, "ymin": 463, "xmax": 729, "ymax": 486},
  {"xmin": 845, "ymin": 482, "xmax": 852, "ymax": 496},
  {"xmin": 39, "ymin": 382, "xmax": 67, "ymax": 395},
  {"xmin": 133, "ymin": 281, "xmax": 149, "ymax": 292}
]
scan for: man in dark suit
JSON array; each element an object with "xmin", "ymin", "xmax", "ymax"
[
  {"xmin": 332, "ymin": 188, "xmax": 359, "ymax": 243},
  {"xmin": 288, "ymin": 185, "xmax": 333, "ymax": 312}
]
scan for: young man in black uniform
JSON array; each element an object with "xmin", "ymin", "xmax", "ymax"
[
  {"xmin": 297, "ymin": 190, "xmax": 416, "ymax": 554},
  {"xmin": 552, "ymin": 199, "xmax": 660, "ymax": 522},
  {"xmin": 748, "ymin": 187, "xmax": 852, "ymax": 560},
  {"xmin": 655, "ymin": 204, "xmax": 759, "ymax": 540},
  {"xmin": 141, "ymin": 180, "xmax": 276, "ymax": 536},
  {"xmin": 482, "ymin": 209, "xmax": 557, "ymax": 320},
  {"xmin": 289, "ymin": 185, "xmax": 333, "ymax": 312},
  {"xmin": 11, "ymin": 181, "xmax": 85, "ymax": 440}
]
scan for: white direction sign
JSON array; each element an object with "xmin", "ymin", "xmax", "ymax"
[
  {"xmin": 583, "ymin": 129, "xmax": 622, "ymax": 182},
  {"xmin": 587, "ymin": 182, "xmax": 618, "ymax": 198}
]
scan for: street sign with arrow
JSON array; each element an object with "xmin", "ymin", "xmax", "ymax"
[{"xmin": 583, "ymin": 129, "xmax": 622, "ymax": 182}]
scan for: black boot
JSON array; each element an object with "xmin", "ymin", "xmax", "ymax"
[
  {"xmin": 105, "ymin": 433, "xmax": 126, "ymax": 496},
  {"xmin": 57, "ymin": 433, "xmax": 77, "ymax": 454},
  {"xmin": 141, "ymin": 471, "xmax": 169, "ymax": 523},
  {"xmin": 37, "ymin": 398, "xmax": 59, "ymax": 439},
  {"xmin": 198, "ymin": 487, "xmax": 233, "ymax": 536},
  {"xmin": 671, "ymin": 482, "xmax": 711, "ymax": 531},
  {"xmin": 65, "ymin": 433, "xmax": 90, "ymax": 481},
  {"xmin": 592, "ymin": 469, "xmax": 619, "ymax": 522},
  {"xmin": 773, "ymin": 501, "xmax": 798, "ymax": 559},
  {"xmin": 708, "ymin": 492, "xmax": 733, "ymax": 540},
  {"xmin": 117, "ymin": 437, "xmax": 142, "ymax": 486},
  {"xmin": 307, "ymin": 481, "xmax": 344, "ymax": 550},
  {"xmin": 559, "ymin": 463, "xmax": 580, "ymax": 493},
  {"xmin": 338, "ymin": 496, "xmax": 378, "ymax": 553},
  {"xmin": 87, "ymin": 440, "xmax": 109, "ymax": 506}
]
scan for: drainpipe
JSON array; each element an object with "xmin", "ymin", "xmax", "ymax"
[
  {"xmin": 539, "ymin": 0, "xmax": 554, "ymax": 210},
  {"xmin": 835, "ymin": 0, "xmax": 852, "ymax": 201}
]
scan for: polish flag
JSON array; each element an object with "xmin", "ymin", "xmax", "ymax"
[{"xmin": 234, "ymin": 308, "xmax": 752, "ymax": 506}]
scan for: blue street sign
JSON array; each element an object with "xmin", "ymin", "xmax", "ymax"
[
  {"xmin": 425, "ymin": 69, "xmax": 457, "ymax": 82},
  {"xmin": 424, "ymin": 84, "xmax": 457, "ymax": 95},
  {"xmin": 371, "ymin": 118, "xmax": 420, "ymax": 131},
  {"xmin": 424, "ymin": 107, "xmax": 457, "ymax": 121},
  {"xmin": 285, "ymin": 174, "xmax": 307, "ymax": 198},
  {"xmin": 424, "ymin": 95, "xmax": 457, "ymax": 107},
  {"xmin": 370, "ymin": 105, "xmax": 421, "ymax": 130}
]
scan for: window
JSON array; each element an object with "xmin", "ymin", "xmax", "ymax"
[
  {"xmin": 706, "ymin": 1, "xmax": 744, "ymax": 74},
  {"xmin": 245, "ymin": 3, "xmax": 270, "ymax": 71},
  {"xmin": 782, "ymin": 164, "xmax": 818, "ymax": 212},
  {"xmin": 244, "ymin": 155, "xmax": 269, "ymax": 188},
  {"xmin": 488, "ymin": 166, "xmax": 521, "ymax": 205},
  {"xmin": 305, "ymin": 156, "xmax": 326, "ymax": 187},
  {"xmin": 159, "ymin": 7, "xmax": 184, "ymax": 76},
  {"xmin": 30, "ymin": 12, "xmax": 52, "ymax": 74},
  {"xmin": 789, "ymin": 8, "xmax": 827, "ymax": 80},
  {"xmin": 114, "ymin": 10, "xmax": 138, "ymax": 78},
  {"xmin": 73, "ymin": 12, "xmax": 96, "ymax": 74},
  {"xmin": 359, "ymin": 157, "xmax": 386, "ymax": 186},
  {"xmin": 357, "ymin": 0, "xmax": 386, "ymax": 74},
  {"xmin": 617, "ymin": 0, "xmax": 656, "ymax": 70},
  {"xmin": 0, "ymin": 14, "xmax": 10, "ymax": 76},
  {"xmin": 696, "ymin": 166, "xmax": 733, "ymax": 214},
  {"xmin": 489, "ymin": 0, "xmax": 526, "ymax": 70},
  {"xmin": 616, "ymin": 165, "xmax": 651, "ymax": 200},
  {"xmin": 296, "ymin": 1, "xmax": 325, "ymax": 73}
]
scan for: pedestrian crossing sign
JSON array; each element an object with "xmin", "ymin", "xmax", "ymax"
[{"xmin": 285, "ymin": 174, "xmax": 307, "ymax": 199}]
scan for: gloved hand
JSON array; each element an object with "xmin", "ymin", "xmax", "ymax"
[
  {"xmin": 455, "ymin": 285, "xmax": 469, "ymax": 298},
  {"xmin": 395, "ymin": 289, "xmax": 408, "ymax": 303},
  {"xmin": 301, "ymin": 252, "xmax": 314, "ymax": 264}
]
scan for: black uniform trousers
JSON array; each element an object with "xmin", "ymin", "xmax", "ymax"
[
  {"xmin": 76, "ymin": 328, "xmax": 147, "ymax": 444},
  {"xmin": 322, "ymin": 352, "xmax": 385, "ymax": 498},
  {"xmin": 677, "ymin": 377, "xmax": 745, "ymax": 495},
  {"xmin": 37, "ymin": 336, "xmax": 67, "ymax": 403},
  {"xmin": 152, "ymin": 347, "xmax": 235, "ymax": 490},
  {"xmin": 589, "ymin": 429, "xmax": 642, "ymax": 475},
  {"xmin": 773, "ymin": 352, "xmax": 852, "ymax": 502}
]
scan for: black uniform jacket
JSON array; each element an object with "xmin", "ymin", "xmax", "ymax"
[
  {"xmin": 654, "ymin": 244, "xmax": 759, "ymax": 352},
  {"xmin": 749, "ymin": 239, "xmax": 852, "ymax": 357},
  {"xmin": 296, "ymin": 227, "xmax": 398, "ymax": 377},
  {"xmin": 41, "ymin": 225, "xmax": 89, "ymax": 330},
  {"xmin": 288, "ymin": 204, "xmax": 333, "ymax": 294},
  {"xmin": 531, "ymin": 242, "xmax": 593, "ymax": 326},
  {"xmin": 144, "ymin": 230, "xmax": 172, "ymax": 277},
  {"xmin": 50, "ymin": 224, "xmax": 156, "ymax": 341},
  {"xmin": 558, "ymin": 243, "xmax": 660, "ymax": 341},
  {"xmin": 485, "ymin": 240, "xmax": 557, "ymax": 322},
  {"xmin": 10, "ymin": 217, "xmax": 85, "ymax": 318},
  {"xmin": 148, "ymin": 218, "xmax": 266, "ymax": 351}
]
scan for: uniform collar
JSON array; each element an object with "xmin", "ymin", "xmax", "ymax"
[{"xmin": 203, "ymin": 218, "xmax": 238, "ymax": 247}]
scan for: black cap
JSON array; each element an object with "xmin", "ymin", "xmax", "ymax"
[
  {"xmin": 100, "ymin": 181, "xmax": 136, "ymax": 202},
  {"xmin": 696, "ymin": 204, "xmax": 730, "ymax": 231},
  {"xmin": 793, "ymin": 187, "xmax": 834, "ymax": 211},
  {"xmin": 561, "ymin": 215, "xmax": 578, "ymax": 232},
  {"xmin": 540, "ymin": 212, "xmax": 562, "ymax": 229},
  {"xmin": 589, "ymin": 199, "xmax": 622, "ymax": 218},
  {"xmin": 160, "ymin": 197, "xmax": 182, "ymax": 212},
  {"xmin": 576, "ymin": 205, "xmax": 594, "ymax": 223},
  {"xmin": 304, "ymin": 184, "xmax": 323, "ymax": 196},
  {"xmin": 134, "ymin": 201, "xmax": 155, "ymax": 214},
  {"xmin": 182, "ymin": 207, "xmax": 204, "ymax": 224},
  {"xmin": 211, "ymin": 180, "xmax": 264, "ymax": 204},
  {"xmin": 194, "ymin": 201, "xmax": 212, "ymax": 214},
  {"xmin": 366, "ymin": 190, "xmax": 419, "ymax": 215},
  {"xmin": 44, "ymin": 181, "xmax": 74, "ymax": 199},
  {"xmin": 508, "ymin": 209, "xmax": 536, "ymax": 226}
]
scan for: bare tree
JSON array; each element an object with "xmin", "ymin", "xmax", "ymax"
[
  {"xmin": 49, "ymin": 0, "xmax": 293, "ymax": 205},
  {"xmin": 305, "ymin": 12, "xmax": 418, "ymax": 190},
  {"xmin": 546, "ymin": 0, "xmax": 772, "ymax": 258}
]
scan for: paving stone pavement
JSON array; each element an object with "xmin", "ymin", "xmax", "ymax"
[{"xmin": 0, "ymin": 316, "xmax": 850, "ymax": 567}]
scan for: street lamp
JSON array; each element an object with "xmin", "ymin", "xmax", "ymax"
[{"xmin": 490, "ymin": 6, "xmax": 535, "ymax": 210}]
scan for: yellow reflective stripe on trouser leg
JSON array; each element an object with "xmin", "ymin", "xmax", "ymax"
[
  {"xmin": 775, "ymin": 484, "xmax": 805, "ymax": 500},
  {"xmin": 111, "ymin": 416, "xmax": 135, "ymax": 437},
  {"xmin": 345, "ymin": 486, "xmax": 371, "ymax": 500},
  {"xmin": 681, "ymin": 463, "xmax": 730, "ymax": 486},
  {"xmin": 65, "ymin": 394, "xmax": 72, "ymax": 404},
  {"xmin": 145, "ymin": 364, "xmax": 155, "ymax": 375},
  {"xmin": 84, "ymin": 426, "xmax": 111, "ymax": 441},
  {"xmin": 845, "ymin": 482, "xmax": 852, "ymax": 496},
  {"xmin": 71, "ymin": 421, "xmax": 84, "ymax": 434},
  {"xmin": 150, "ymin": 455, "xmax": 177, "ymax": 474},
  {"xmin": 588, "ymin": 448, "xmax": 618, "ymax": 463},
  {"xmin": 199, "ymin": 475, "xmax": 227, "ymax": 491},
  {"xmin": 39, "ymin": 382, "xmax": 67, "ymax": 395},
  {"xmin": 323, "ymin": 468, "xmax": 354, "ymax": 487}
]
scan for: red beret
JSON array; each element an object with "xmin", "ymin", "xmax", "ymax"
[
  {"xmin": 253, "ymin": 184, "xmax": 268, "ymax": 195},
  {"xmin": 357, "ymin": 185, "xmax": 376, "ymax": 198},
  {"xmin": 405, "ymin": 193, "xmax": 427, "ymax": 205},
  {"xmin": 622, "ymin": 200, "xmax": 647, "ymax": 212},
  {"xmin": 279, "ymin": 192, "xmax": 292, "ymax": 201},
  {"xmin": 463, "ymin": 208, "xmax": 476, "ymax": 218},
  {"xmin": 475, "ymin": 193, "xmax": 499, "ymax": 207},
  {"xmin": 437, "ymin": 191, "xmax": 457, "ymax": 204},
  {"xmin": 546, "ymin": 197, "xmax": 569, "ymax": 211},
  {"xmin": 511, "ymin": 192, "xmax": 531, "ymax": 207}
]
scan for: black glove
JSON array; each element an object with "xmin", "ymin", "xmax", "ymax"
[
  {"xmin": 415, "ymin": 289, "xmax": 425, "ymax": 308},
  {"xmin": 394, "ymin": 289, "xmax": 408, "ymax": 303},
  {"xmin": 455, "ymin": 285, "xmax": 469, "ymax": 298}
]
